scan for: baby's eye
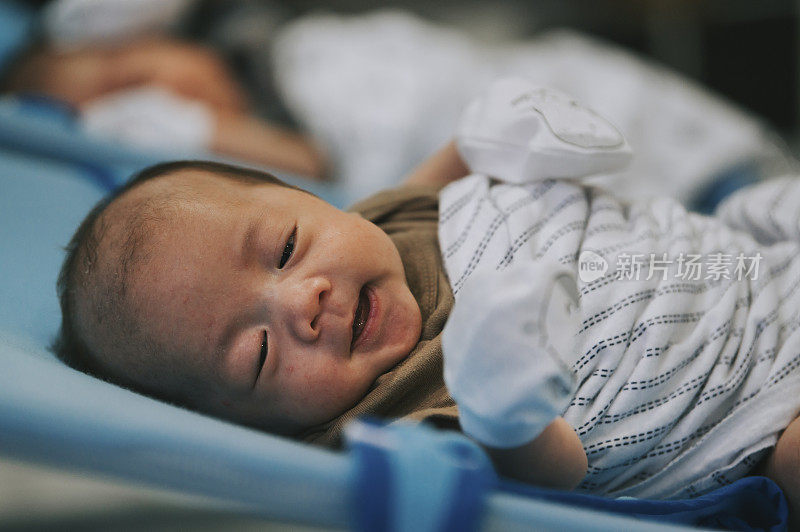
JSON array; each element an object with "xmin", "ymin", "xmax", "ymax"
[
  {"xmin": 256, "ymin": 330, "xmax": 268, "ymax": 380},
  {"xmin": 279, "ymin": 227, "xmax": 296, "ymax": 269}
]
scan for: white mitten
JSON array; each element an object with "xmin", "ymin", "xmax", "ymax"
[
  {"xmin": 80, "ymin": 87, "xmax": 214, "ymax": 152},
  {"xmin": 442, "ymin": 260, "xmax": 579, "ymax": 448},
  {"xmin": 456, "ymin": 77, "xmax": 633, "ymax": 184}
]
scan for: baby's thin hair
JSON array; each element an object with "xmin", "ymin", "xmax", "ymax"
[{"xmin": 52, "ymin": 160, "xmax": 298, "ymax": 399}]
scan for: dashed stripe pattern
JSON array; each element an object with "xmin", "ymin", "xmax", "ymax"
[{"xmin": 438, "ymin": 174, "xmax": 800, "ymax": 500}]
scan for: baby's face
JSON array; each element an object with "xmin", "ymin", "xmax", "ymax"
[{"xmin": 107, "ymin": 172, "xmax": 422, "ymax": 433}]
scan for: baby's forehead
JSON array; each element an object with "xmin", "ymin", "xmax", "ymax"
[
  {"xmin": 97, "ymin": 171, "xmax": 244, "ymax": 285},
  {"xmin": 102, "ymin": 168, "xmax": 294, "ymax": 272},
  {"xmin": 104, "ymin": 171, "xmax": 258, "ymax": 237},
  {"xmin": 128, "ymin": 169, "xmax": 253, "ymax": 205},
  {"xmin": 87, "ymin": 173, "xmax": 240, "ymax": 342}
]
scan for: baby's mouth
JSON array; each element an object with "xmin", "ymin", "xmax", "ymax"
[{"xmin": 351, "ymin": 286, "xmax": 370, "ymax": 350}]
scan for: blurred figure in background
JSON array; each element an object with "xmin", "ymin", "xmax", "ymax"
[
  {"xmin": 0, "ymin": 0, "xmax": 327, "ymax": 178},
  {"xmin": 181, "ymin": 3, "xmax": 796, "ymax": 205},
  {"xmin": 0, "ymin": 0, "xmax": 794, "ymax": 206},
  {"xmin": 265, "ymin": 9, "xmax": 795, "ymax": 205}
]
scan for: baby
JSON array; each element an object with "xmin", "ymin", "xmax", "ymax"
[
  {"xmin": 54, "ymin": 79, "xmax": 800, "ymax": 519},
  {"xmin": 54, "ymin": 160, "xmax": 429, "ymax": 435}
]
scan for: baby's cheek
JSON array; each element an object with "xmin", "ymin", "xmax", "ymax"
[
  {"xmin": 203, "ymin": 316, "xmax": 216, "ymax": 344},
  {"xmin": 298, "ymin": 366, "xmax": 362, "ymax": 411}
]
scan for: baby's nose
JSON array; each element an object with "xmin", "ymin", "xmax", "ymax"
[{"xmin": 287, "ymin": 276, "xmax": 330, "ymax": 342}]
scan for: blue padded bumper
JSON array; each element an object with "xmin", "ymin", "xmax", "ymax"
[{"xmin": 346, "ymin": 419, "xmax": 788, "ymax": 532}]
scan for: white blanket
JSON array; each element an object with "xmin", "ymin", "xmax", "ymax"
[
  {"xmin": 273, "ymin": 11, "xmax": 784, "ymax": 204},
  {"xmin": 439, "ymin": 172, "xmax": 800, "ymax": 499},
  {"xmin": 440, "ymin": 175, "xmax": 800, "ymax": 498},
  {"xmin": 439, "ymin": 79, "xmax": 800, "ymax": 499}
]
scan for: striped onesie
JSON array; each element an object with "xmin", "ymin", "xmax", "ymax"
[{"xmin": 439, "ymin": 173, "xmax": 800, "ymax": 499}]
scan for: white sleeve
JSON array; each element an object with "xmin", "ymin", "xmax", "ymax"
[
  {"xmin": 442, "ymin": 259, "xmax": 579, "ymax": 448},
  {"xmin": 455, "ymin": 77, "xmax": 633, "ymax": 184}
]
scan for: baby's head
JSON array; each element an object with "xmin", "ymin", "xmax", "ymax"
[{"xmin": 54, "ymin": 161, "xmax": 422, "ymax": 436}]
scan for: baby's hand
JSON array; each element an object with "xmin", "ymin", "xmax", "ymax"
[
  {"xmin": 456, "ymin": 77, "xmax": 633, "ymax": 183},
  {"xmin": 442, "ymin": 259, "xmax": 579, "ymax": 449},
  {"xmin": 112, "ymin": 38, "xmax": 248, "ymax": 114},
  {"xmin": 483, "ymin": 417, "xmax": 587, "ymax": 490},
  {"xmin": 3, "ymin": 45, "xmax": 125, "ymax": 106}
]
